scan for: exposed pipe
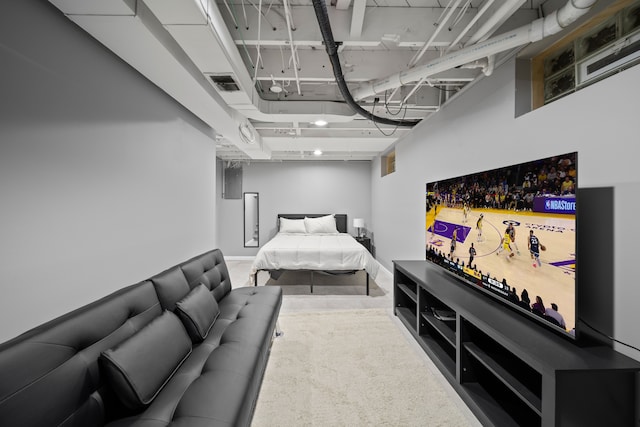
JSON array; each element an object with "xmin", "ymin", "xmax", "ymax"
[
  {"xmin": 221, "ymin": 0, "xmax": 239, "ymax": 29},
  {"xmin": 465, "ymin": 0, "xmax": 525, "ymax": 46},
  {"xmin": 373, "ymin": 0, "xmax": 494, "ymax": 101},
  {"xmin": 352, "ymin": 0, "xmax": 598, "ymax": 101},
  {"xmin": 282, "ymin": 0, "xmax": 302, "ymax": 94},
  {"xmin": 458, "ymin": 55, "xmax": 495, "ymax": 76},
  {"xmin": 254, "ymin": 0, "xmax": 289, "ymax": 27},
  {"xmin": 450, "ymin": 0, "xmax": 473, "ymax": 30},
  {"xmin": 484, "ymin": 55, "xmax": 495, "ymax": 76},
  {"xmin": 409, "ymin": 0, "xmax": 463, "ymax": 67},
  {"xmin": 241, "ymin": 0, "xmax": 249, "ymax": 29},
  {"xmin": 380, "ymin": 0, "xmax": 461, "ymax": 103},
  {"xmin": 246, "ymin": 0, "xmax": 277, "ymax": 30},
  {"xmin": 401, "ymin": 77, "xmax": 427, "ymax": 105},
  {"xmin": 311, "ymin": 0, "xmax": 421, "ymax": 127},
  {"xmin": 279, "ymin": 45, "xmax": 285, "ymax": 73},
  {"xmin": 435, "ymin": 0, "xmax": 456, "ymax": 24},
  {"xmin": 219, "ymin": 1, "xmax": 257, "ymax": 69},
  {"xmin": 283, "ymin": 0, "xmax": 297, "ymax": 31},
  {"xmin": 401, "ymin": 0, "xmax": 471, "ymax": 106},
  {"xmin": 444, "ymin": 0, "xmax": 495, "ymax": 54},
  {"xmin": 253, "ymin": 0, "xmax": 264, "ymax": 84},
  {"xmin": 385, "ymin": 86, "xmax": 401, "ymax": 104}
]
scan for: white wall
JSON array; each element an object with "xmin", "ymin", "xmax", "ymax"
[
  {"xmin": 0, "ymin": 1, "xmax": 217, "ymax": 343},
  {"xmin": 371, "ymin": 58, "xmax": 640, "ymax": 359},
  {"xmin": 218, "ymin": 161, "xmax": 372, "ymax": 256}
]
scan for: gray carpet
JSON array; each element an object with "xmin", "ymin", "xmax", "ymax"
[
  {"xmin": 264, "ymin": 270, "xmax": 384, "ymax": 296},
  {"xmin": 252, "ymin": 309, "xmax": 474, "ymax": 427}
]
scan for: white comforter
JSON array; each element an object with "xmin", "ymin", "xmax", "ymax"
[{"xmin": 251, "ymin": 233, "xmax": 380, "ymax": 280}]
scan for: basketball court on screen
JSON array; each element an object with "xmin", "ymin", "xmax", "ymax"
[{"xmin": 426, "ymin": 206, "xmax": 576, "ymax": 332}]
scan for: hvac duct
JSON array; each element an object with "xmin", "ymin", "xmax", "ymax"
[{"xmin": 352, "ymin": 0, "xmax": 598, "ymax": 101}]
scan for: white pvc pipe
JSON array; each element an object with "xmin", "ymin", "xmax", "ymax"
[
  {"xmin": 465, "ymin": 0, "xmax": 525, "ymax": 46},
  {"xmin": 484, "ymin": 54, "xmax": 495, "ymax": 76},
  {"xmin": 401, "ymin": 76, "xmax": 427, "ymax": 105},
  {"xmin": 444, "ymin": 0, "xmax": 495, "ymax": 54},
  {"xmin": 352, "ymin": 0, "xmax": 597, "ymax": 101},
  {"xmin": 409, "ymin": 0, "xmax": 463, "ymax": 67},
  {"xmin": 253, "ymin": 0, "xmax": 263, "ymax": 84},
  {"xmin": 282, "ymin": 0, "xmax": 301, "ymax": 95}
]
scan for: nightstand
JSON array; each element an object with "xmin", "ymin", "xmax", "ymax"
[{"xmin": 355, "ymin": 236, "xmax": 371, "ymax": 253}]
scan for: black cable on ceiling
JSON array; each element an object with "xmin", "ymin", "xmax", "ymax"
[
  {"xmin": 383, "ymin": 90, "xmax": 403, "ymax": 116},
  {"xmin": 311, "ymin": 0, "xmax": 421, "ymax": 128},
  {"xmin": 371, "ymin": 97, "xmax": 408, "ymax": 137}
]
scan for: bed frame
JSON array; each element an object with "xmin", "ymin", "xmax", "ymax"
[{"xmin": 253, "ymin": 214, "xmax": 370, "ymax": 295}]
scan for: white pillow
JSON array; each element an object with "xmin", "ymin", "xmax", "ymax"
[
  {"xmin": 279, "ymin": 217, "xmax": 307, "ymax": 233},
  {"xmin": 304, "ymin": 215, "xmax": 338, "ymax": 234}
]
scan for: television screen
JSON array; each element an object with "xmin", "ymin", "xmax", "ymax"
[{"xmin": 426, "ymin": 152, "xmax": 577, "ymax": 338}]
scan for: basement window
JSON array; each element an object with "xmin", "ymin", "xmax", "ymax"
[
  {"xmin": 381, "ymin": 149, "xmax": 396, "ymax": 177},
  {"xmin": 527, "ymin": 1, "xmax": 640, "ymax": 112}
]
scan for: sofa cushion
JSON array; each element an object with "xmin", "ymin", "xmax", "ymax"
[
  {"xmin": 100, "ymin": 310, "xmax": 192, "ymax": 410},
  {"xmin": 151, "ymin": 267, "xmax": 191, "ymax": 311},
  {"xmin": 175, "ymin": 284, "xmax": 220, "ymax": 343},
  {"xmin": 180, "ymin": 249, "xmax": 232, "ymax": 302}
]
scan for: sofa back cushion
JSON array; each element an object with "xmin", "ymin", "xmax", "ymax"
[
  {"xmin": 150, "ymin": 250, "xmax": 231, "ymax": 312},
  {"xmin": 100, "ymin": 310, "xmax": 192, "ymax": 410},
  {"xmin": 180, "ymin": 249, "xmax": 232, "ymax": 302},
  {"xmin": 150, "ymin": 266, "xmax": 191, "ymax": 311},
  {"xmin": 0, "ymin": 281, "xmax": 162, "ymax": 427}
]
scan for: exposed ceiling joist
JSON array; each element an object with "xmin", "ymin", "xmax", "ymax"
[
  {"xmin": 46, "ymin": 0, "xmax": 608, "ymax": 161},
  {"xmin": 350, "ymin": 0, "xmax": 367, "ymax": 38}
]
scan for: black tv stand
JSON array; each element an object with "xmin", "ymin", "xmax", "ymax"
[{"xmin": 394, "ymin": 260, "xmax": 640, "ymax": 427}]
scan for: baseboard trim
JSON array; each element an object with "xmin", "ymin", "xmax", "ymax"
[{"xmin": 224, "ymin": 256, "xmax": 256, "ymax": 261}]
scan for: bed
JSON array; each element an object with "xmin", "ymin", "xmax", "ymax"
[{"xmin": 251, "ymin": 214, "xmax": 380, "ymax": 295}]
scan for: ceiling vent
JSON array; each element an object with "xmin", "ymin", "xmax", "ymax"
[{"xmin": 208, "ymin": 74, "xmax": 240, "ymax": 92}]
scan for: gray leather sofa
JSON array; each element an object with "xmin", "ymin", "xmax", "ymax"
[{"xmin": 0, "ymin": 249, "xmax": 282, "ymax": 427}]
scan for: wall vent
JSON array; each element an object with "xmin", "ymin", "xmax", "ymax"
[{"xmin": 209, "ymin": 74, "xmax": 240, "ymax": 92}]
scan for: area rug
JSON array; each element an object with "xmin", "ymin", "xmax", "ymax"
[
  {"xmin": 252, "ymin": 309, "xmax": 473, "ymax": 427},
  {"xmin": 264, "ymin": 270, "xmax": 385, "ymax": 297}
]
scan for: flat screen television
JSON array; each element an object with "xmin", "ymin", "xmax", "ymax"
[{"xmin": 426, "ymin": 152, "xmax": 577, "ymax": 339}]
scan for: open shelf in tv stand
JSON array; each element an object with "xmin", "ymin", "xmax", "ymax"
[{"xmin": 393, "ymin": 260, "xmax": 640, "ymax": 427}]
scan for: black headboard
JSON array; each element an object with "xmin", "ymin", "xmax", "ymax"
[{"xmin": 277, "ymin": 214, "xmax": 348, "ymax": 233}]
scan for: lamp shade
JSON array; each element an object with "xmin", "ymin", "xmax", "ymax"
[{"xmin": 353, "ymin": 218, "xmax": 365, "ymax": 228}]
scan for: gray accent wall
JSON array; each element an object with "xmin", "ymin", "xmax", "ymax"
[
  {"xmin": 371, "ymin": 58, "xmax": 640, "ymax": 359},
  {"xmin": 217, "ymin": 160, "xmax": 372, "ymax": 256},
  {"xmin": 0, "ymin": 1, "xmax": 217, "ymax": 343}
]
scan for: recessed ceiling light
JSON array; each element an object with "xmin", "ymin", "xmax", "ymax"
[
  {"xmin": 314, "ymin": 119, "xmax": 328, "ymax": 127},
  {"xmin": 313, "ymin": 149, "xmax": 323, "ymax": 156}
]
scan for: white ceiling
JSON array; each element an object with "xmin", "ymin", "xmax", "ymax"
[{"xmin": 47, "ymin": 0, "xmax": 612, "ymax": 161}]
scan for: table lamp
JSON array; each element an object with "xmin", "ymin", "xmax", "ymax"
[{"xmin": 353, "ymin": 218, "xmax": 365, "ymax": 238}]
